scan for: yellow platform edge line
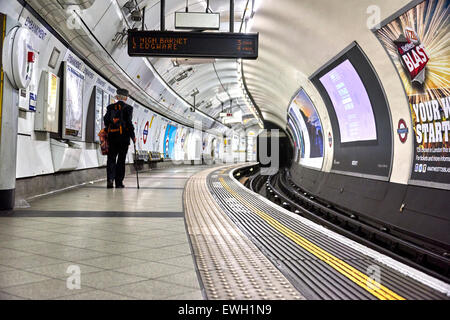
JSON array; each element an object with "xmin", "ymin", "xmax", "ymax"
[{"xmin": 219, "ymin": 177, "xmax": 405, "ymax": 300}]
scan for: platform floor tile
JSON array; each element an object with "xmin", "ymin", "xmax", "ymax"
[{"xmin": 0, "ymin": 166, "xmax": 209, "ymax": 299}]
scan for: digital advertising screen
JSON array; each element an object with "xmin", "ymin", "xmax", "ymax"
[
  {"xmin": 311, "ymin": 43, "xmax": 393, "ymax": 179},
  {"xmin": 287, "ymin": 89, "xmax": 324, "ymax": 169},
  {"xmin": 374, "ymin": 0, "xmax": 450, "ymax": 188},
  {"xmin": 319, "ymin": 60, "xmax": 377, "ymax": 143},
  {"xmin": 63, "ymin": 62, "xmax": 84, "ymax": 140}
]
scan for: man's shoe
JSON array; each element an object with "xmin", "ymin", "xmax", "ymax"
[
  {"xmin": 107, "ymin": 180, "xmax": 114, "ymax": 188},
  {"xmin": 115, "ymin": 183, "xmax": 125, "ymax": 188}
]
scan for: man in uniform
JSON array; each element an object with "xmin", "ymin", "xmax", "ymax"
[{"xmin": 104, "ymin": 88, "xmax": 136, "ymax": 188}]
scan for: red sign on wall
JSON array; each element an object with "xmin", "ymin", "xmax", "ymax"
[{"xmin": 393, "ymin": 27, "xmax": 429, "ymax": 85}]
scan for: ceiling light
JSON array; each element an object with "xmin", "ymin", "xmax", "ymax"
[
  {"xmin": 175, "ymin": 72, "xmax": 188, "ymax": 82},
  {"xmin": 131, "ymin": 9, "xmax": 142, "ymax": 21},
  {"xmin": 190, "ymin": 88, "xmax": 199, "ymax": 97}
]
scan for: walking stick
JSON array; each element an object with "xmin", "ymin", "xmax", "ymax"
[{"xmin": 134, "ymin": 142, "xmax": 140, "ymax": 189}]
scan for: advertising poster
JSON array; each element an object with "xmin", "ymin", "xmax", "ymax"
[
  {"xmin": 375, "ymin": 0, "xmax": 450, "ymax": 187},
  {"xmin": 47, "ymin": 73, "xmax": 59, "ymax": 133},
  {"xmin": 94, "ymin": 87, "xmax": 103, "ymax": 142},
  {"xmin": 64, "ymin": 63, "xmax": 84, "ymax": 139},
  {"xmin": 131, "ymin": 105, "xmax": 142, "ymax": 149},
  {"xmin": 148, "ymin": 115, "xmax": 160, "ymax": 152},
  {"xmin": 102, "ymin": 91, "xmax": 109, "ymax": 119},
  {"xmin": 158, "ymin": 122, "xmax": 168, "ymax": 154},
  {"xmin": 133, "ymin": 106, "xmax": 154, "ymax": 152},
  {"xmin": 144, "ymin": 115, "xmax": 154, "ymax": 150},
  {"xmin": 183, "ymin": 128, "xmax": 191, "ymax": 157},
  {"xmin": 287, "ymin": 89, "xmax": 324, "ymax": 169},
  {"xmin": 287, "ymin": 116, "xmax": 303, "ymax": 162},
  {"xmin": 173, "ymin": 126, "xmax": 184, "ymax": 160},
  {"xmin": 163, "ymin": 124, "xmax": 177, "ymax": 159}
]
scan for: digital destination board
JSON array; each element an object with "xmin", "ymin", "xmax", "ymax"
[{"xmin": 128, "ymin": 30, "xmax": 258, "ymax": 59}]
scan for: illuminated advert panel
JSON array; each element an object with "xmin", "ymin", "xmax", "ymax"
[
  {"xmin": 287, "ymin": 89, "xmax": 324, "ymax": 169},
  {"xmin": 311, "ymin": 42, "xmax": 392, "ymax": 179},
  {"xmin": 319, "ymin": 60, "xmax": 377, "ymax": 143}
]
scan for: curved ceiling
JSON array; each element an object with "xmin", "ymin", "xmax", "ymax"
[
  {"xmin": 243, "ymin": 0, "xmax": 411, "ymax": 127},
  {"xmin": 138, "ymin": 0, "xmax": 262, "ymax": 129},
  {"xmin": 24, "ymin": 0, "xmax": 413, "ymax": 135},
  {"xmin": 26, "ymin": 0, "xmax": 263, "ymax": 133}
]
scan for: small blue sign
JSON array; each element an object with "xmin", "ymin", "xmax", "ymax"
[{"xmin": 29, "ymin": 92, "xmax": 37, "ymax": 111}]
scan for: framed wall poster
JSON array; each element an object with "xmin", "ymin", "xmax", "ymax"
[
  {"xmin": 374, "ymin": 0, "xmax": 450, "ymax": 189},
  {"xmin": 62, "ymin": 61, "xmax": 84, "ymax": 141}
]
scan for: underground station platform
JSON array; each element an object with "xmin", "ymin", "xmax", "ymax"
[
  {"xmin": 0, "ymin": 0, "xmax": 449, "ymax": 315},
  {"xmin": 1, "ymin": 164, "xmax": 448, "ymax": 302}
]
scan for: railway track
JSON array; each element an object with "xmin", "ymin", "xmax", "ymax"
[{"xmin": 237, "ymin": 165, "xmax": 450, "ymax": 284}]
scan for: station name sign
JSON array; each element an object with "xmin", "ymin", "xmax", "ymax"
[{"xmin": 128, "ymin": 30, "xmax": 258, "ymax": 59}]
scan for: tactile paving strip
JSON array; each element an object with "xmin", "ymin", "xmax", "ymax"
[{"xmin": 184, "ymin": 166, "xmax": 305, "ymax": 300}]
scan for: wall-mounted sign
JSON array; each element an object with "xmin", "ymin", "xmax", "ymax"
[
  {"xmin": 397, "ymin": 118, "xmax": 408, "ymax": 143},
  {"xmin": 29, "ymin": 92, "xmax": 37, "ymax": 111},
  {"xmin": 128, "ymin": 30, "xmax": 258, "ymax": 59}
]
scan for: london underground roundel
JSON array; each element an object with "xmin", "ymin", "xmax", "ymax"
[
  {"xmin": 143, "ymin": 121, "xmax": 149, "ymax": 144},
  {"xmin": 397, "ymin": 119, "xmax": 408, "ymax": 143}
]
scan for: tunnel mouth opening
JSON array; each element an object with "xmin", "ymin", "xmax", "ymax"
[{"xmin": 257, "ymin": 121, "xmax": 294, "ymax": 169}]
